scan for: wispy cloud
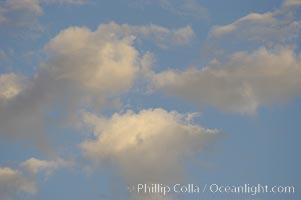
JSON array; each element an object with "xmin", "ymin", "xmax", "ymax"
[
  {"xmin": 206, "ymin": 0, "xmax": 301, "ymax": 55},
  {"xmin": 0, "ymin": 0, "xmax": 42, "ymax": 26},
  {"xmin": 283, "ymin": 0, "xmax": 301, "ymax": 7},
  {"xmin": 0, "ymin": 0, "xmax": 88, "ymax": 36},
  {"xmin": 21, "ymin": 157, "xmax": 74, "ymax": 175},
  {"xmin": 130, "ymin": 0, "xmax": 209, "ymax": 20}
]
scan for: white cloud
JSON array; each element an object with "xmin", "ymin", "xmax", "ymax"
[
  {"xmin": 152, "ymin": 46, "xmax": 301, "ymax": 114},
  {"xmin": 0, "ymin": 167, "xmax": 36, "ymax": 199},
  {"xmin": 21, "ymin": 157, "xmax": 74, "ymax": 175},
  {"xmin": 80, "ymin": 108, "xmax": 220, "ymax": 184}
]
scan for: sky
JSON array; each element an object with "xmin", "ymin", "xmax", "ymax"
[{"xmin": 0, "ymin": 0, "xmax": 300, "ymax": 199}]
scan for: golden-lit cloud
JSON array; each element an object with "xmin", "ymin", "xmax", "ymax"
[
  {"xmin": 0, "ymin": 73, "xmax": 27, "ymax": 100},
  {"xmin": 150, "ymin": 1, "xmax": 301, "ymax": 114},
  {"xmin": 21, "ymin": 157, "xmax": 74, "ymax": 175},
  {"xmin": 0, "ymin": 157, "xmax": 73, "ymax": 199},
  {"xmin": 80, "ymin": 108, "xmax": 220, "ymax": 184},
  {"xmin": 152, "ymin": 46, "xmax": 301, "ymax": 114},
  {"xmin": 0, "ymin": 22, "xmax": 194, "ymax": 148},
  {"xmin": 0, "ymin": 167, "xmax": 36, "ymax": 199}
]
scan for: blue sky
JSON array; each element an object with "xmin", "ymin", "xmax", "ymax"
[{"xmin": 0, "ymin": 0, "xmax": 300, "ymax": 199}]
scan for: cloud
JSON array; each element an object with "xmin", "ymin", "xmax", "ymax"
[
  {"xmin": 283, "ymin": 0, "xmax": 301, "ymax": 7},
  {"xmin": 160, "ymin": 0, "xmax": 300, "ymax": 114},
  {"xmin": 207, "ymin": 1, "xmax": 301, "ymax": 55},
  {"xmin": 158, "ymin": 0, "xmax": 208, "ymax": 19},
  {"xmin": 39, "ymin": 22, "xmax": 193, "ymax": 108},
  {"xmin": 36, "ymin": 22, "xmax": 191, "ymax": 111},
  {"xmin": 95, "ymin": 22, "xmax": 194, "ymax": 48},
  {"xmin": 210, "ymin": 12, "xmax": 275, "ymax": 38},
  {"xmin": 0, "ymin": 0, "xmax": 42, "ymax": 26},
  {"xmin": 42, "ymin": 24, "xmax": 140, "ymax": 108},
  {"xmin": 0, "ymin": 0, "xmax": 89, "ymax": 25},
  {"xmin": 0, "ymin": 23, "xmax": 194, "ymax": 149},
  {"xmin": 0, "ymin": 167, "xmax": 36, "ymax": 200},
  {"xmin": 130, "ymin": 0, "xmax": 208, "ymax": 20},
  {"xmin": 0, "ymin": 72, "xmax": 48, "ymax": 143},
  {"xmin": 152, "ymin": 46, "xmax": 301, "ymax": 114},
  {"xmin": 0, "ymin": 0, "xmax": 87, "ymax": 32},
  {"xmin": 80, "ymin": 108, "xmax": 220, "ymax": 184},
  {"xmin": 0, "ymin": 24, "xmax": 138, "ymax": 142},
  {"xmin": 0, "ymin": 73, "xmax": 47, "ymax": 145},
  {"xmin": 0, "ymin": 73, "xmax": 28, "ymax": 101},
  {"xmin": 0, "ymin": 157, "xmax": 73, "ymax": 199},
  {"xmin": 21, "ymin": 157, "xmax": 74, "ymax": 175}
]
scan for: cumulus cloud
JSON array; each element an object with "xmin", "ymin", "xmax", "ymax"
[
  {"xmin": 0, "ymin": 23, "xmax": 194, "ymax": 149},
  {"xmin": 152, "ymin": 46, "xmax": 301, "ymax": 114},
  {"xmin": 36, "ymin": 22, "xmax": 191, "ymax": 111},
  {"xmin": 21, "ymin": 157, "xmax": 74, "ymax": 175},
  {"xmin": 0, "ymin": 167, "xmax": 36, "ymax": 200},
  {"xmin": 0, "ymin": 24, "xmax": 138, "ymax": 141},
  {"xmin": 42, "ymin": 24, "xmax": 140, "ymax": 108},
  {"xmin": 40, "ymin": 22, "xmax": 193, "ymax": 106},
  {"xmin": 80, "ymin": 108, "xmax": 220, "ymax": 184}
]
